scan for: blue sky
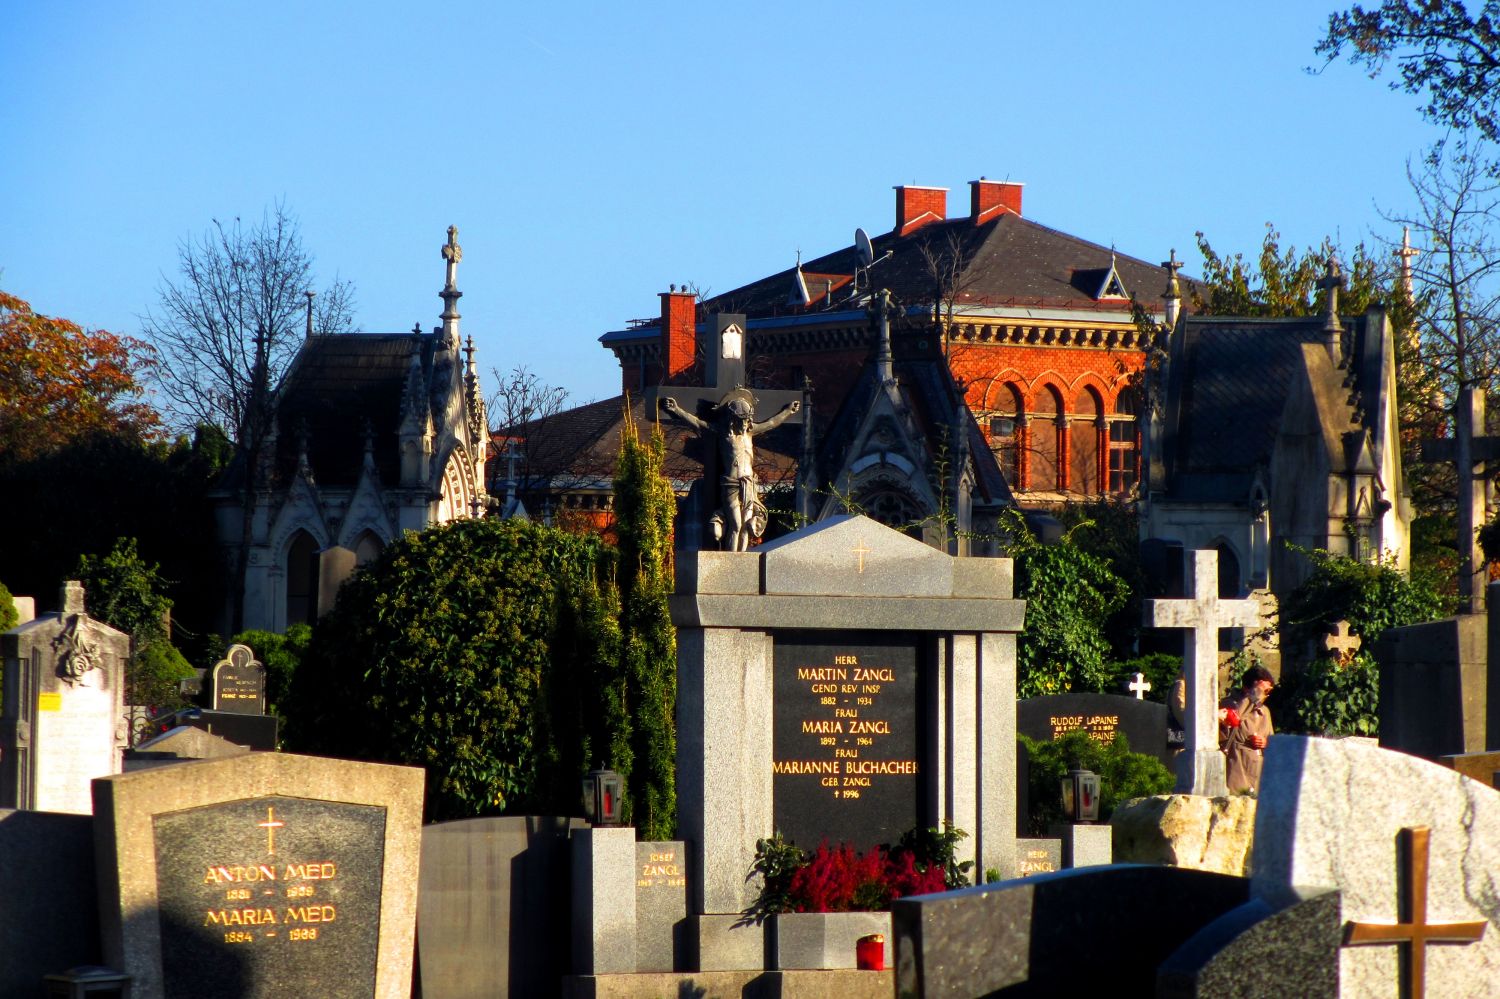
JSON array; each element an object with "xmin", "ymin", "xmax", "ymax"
[{"xmin": 1, "ymin": 1, "xmax": 1447, "ymax": 408}]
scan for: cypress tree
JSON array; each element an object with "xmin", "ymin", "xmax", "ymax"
[{"xmin": 612, "ymin": 405, "xmax": 677, "ymax": 839}]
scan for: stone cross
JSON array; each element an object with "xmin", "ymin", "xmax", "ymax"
[
  {"xmin": 1321, "ymin": 620, "xmax": 1361, "ymax": 664},
  {"xmin": 1418, "ymin": 385, "xmax": 1495, "ymax": 614},
  {"xmin": 1127, "ymin": 672, "xmax": 1152, "ymax": 700},
  {"xmin": 1344, "ymin": 826, "xmax": 1487, "ymax": 999},
  {"xmin": 1145, "ymin": 549, "xmax": 1261, "ymax": 796}
]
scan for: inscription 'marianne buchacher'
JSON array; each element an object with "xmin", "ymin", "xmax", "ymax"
[
  {"xmin": 153, "ymin": 795, "xmax": 386, "ymax": 999},
  {"xmin": 773, "ymin": 631, "xmax": 920, "ymax": 850}
]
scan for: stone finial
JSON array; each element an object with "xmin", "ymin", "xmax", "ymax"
[
  {"xmin": 439, "ymin": 225, "xmax": 463, "ymax": 338},
  {"xmin": 62, "ymin": 580, "xmax": 86, "ymax": 616},
  {"xmin": 1317, "ymin": 256, "xmax": 1346, "ymax": 363},
  {"xmin": 1161, "ymin": 249, "xmax": 1183, "ymax": 328},
  {"xmin": 304, "ymin": 290, "xmax": 316, "ymax": 339}
]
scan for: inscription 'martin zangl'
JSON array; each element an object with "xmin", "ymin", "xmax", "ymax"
[{"xmin": 773, "ymin": 653, "xmax": 917, "ymax": 795}]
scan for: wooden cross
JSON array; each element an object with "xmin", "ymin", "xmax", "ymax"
[
  {"xmin": 1418, "ymin": 386, "xmax": 1494, "ymax": 614},
  {"xmin": 257, "ymin": 805, "xmax": 285, "ymax": 855},
  {"xmin": 1144, "ymin": 550, "xmax": 1261, "ymax": 796},
  {"xmin": 1127, "ymin": 672, "xmax": 1152, "ymax": 700},
  {"xmin": 1321, "ymin": 620, "xmax": 1362, "ymax": 664},
  {"xmin": 1344, "ymin": 826, "xmax": 1486, "ymax": 999},
  {"xmin": 852, "ymin": 538, "xmax": 872, "ymax": 574}
]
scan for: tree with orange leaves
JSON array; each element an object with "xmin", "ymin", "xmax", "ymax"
[{"xmin": 0, "ymin": 289, "xmax": 160, "ymax": 461}]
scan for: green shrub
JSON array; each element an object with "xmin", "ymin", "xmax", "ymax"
[
  {"xmin": 1020, "ymin": 729, "xmax": 1174, "ymax": 835},
  {"xmin": 1272, "ymin": 652, "xmax": 1379, "ymax": 737},
  {"xmin": 0, "ymin": 579, "xmax": 17, "ymax": 633},
  {"xmin": 129, "ymin": 639, "xmax": 196, "ymax": 713},
  {"xmin": 1278, "ymin": 546, "xmax": 1449, "ymax": 651},
  {"xmin": 1107, "ymin": 653, "xmax": 1182, "ymax": 705},
  {"xmin": 282, "ymin": 518, "xmax": 617, "ymax": 821},
  {"xmin": 229, "ymin": 623, "xmax": 310, "ymax": 718}
]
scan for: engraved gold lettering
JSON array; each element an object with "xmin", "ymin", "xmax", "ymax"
[
  {"xmin": 203, "ymin": 864, "xmax": 278, "ymax": 884},
  {"xmin": 852, "ymin": 668, "xmax": 895, "ymax": 682},
  {"xmin": 284, "ymin": 904, "xmax": 336, "ymax": 923},
  {"xmin": 797, "ymin": 667, "xmax": 848, "ymax": 681},
  {"xmin": 774, "ymin": 760, "xmax": 840, "ymax": 774},
  {"xmin": 205, "ymin": 907, "xmax": 278, "ymax": 926},
  {"xmin": 801, "ymin": 719, "xmax": 843, "ymax": 733},
  {"xmin": 847, "ymin": 719, "xmax": 890, "ymax": 734}
]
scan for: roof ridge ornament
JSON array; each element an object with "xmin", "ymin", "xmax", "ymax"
[{"xmin": 439, "ymin": 225, "xmax": 462, "ymax": 348}]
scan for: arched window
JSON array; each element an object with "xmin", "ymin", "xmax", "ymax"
[
  {"xmin": 285, "ymin": 531, "xmax": 321, "ymax": 627},
  {"xmin": 1069, "ymin": 389, "xmax": 1102, "ymax": 495},
  {"xmin": 987, "ymin": 383, "xmax": 1024, "ymax": 486},
  {"xmin": 353, "ymin": 531, "xmax": 384, "ymax": 568},
  {"xmin": 1108, "ymin": 389, "xmax": 1139, "ymax": 493},
  {"xmin": 858, "ymin": 487, "xmax": 925, "ymax": 538},
  {"xmin": 1030, "ymin": 386, "xmax": 1062, "ymax": 491}
]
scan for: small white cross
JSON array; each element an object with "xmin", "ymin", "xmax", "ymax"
[{"xmin": 1127, "ymin": 672, "xmax": 1152, "ymax": 700}]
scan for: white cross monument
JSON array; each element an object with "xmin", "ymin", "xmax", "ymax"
[{"xmin": 1145, "ymin": 549, "xmax": 1261, "ymax": 796}]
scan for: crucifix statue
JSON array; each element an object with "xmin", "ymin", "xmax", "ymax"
[{"xmin": 650, "ymin": 313, "xmax": 804, "ymax": 551}]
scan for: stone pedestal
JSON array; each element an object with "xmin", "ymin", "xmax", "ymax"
[{"xmin": 571, "ymin": 828, "xmax": 637, "ymax": 975}]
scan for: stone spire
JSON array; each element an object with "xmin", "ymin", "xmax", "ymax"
[
  {"xmin": 1398, "ymin": 225, "xmax": 1418, "ymax": 299},
  {"xmin": 439, "ymin": 225, "xmax": 462, "ymax": 349},
  {"xmin": 1317, "ymin": 256, "xmax": 1346, "ymax": 364},
  {"xmin": 1161, "ymin": 249, "xmax": 1182, "ymax": 328},
  {"xmin": 464, "ymin": 335, "xmax": 487, "ymax": 449}
]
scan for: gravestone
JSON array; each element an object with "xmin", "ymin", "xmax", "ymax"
[
  {"xmin": 1013, "ymin": 838, "xmax": 1061, "ymax": 878},
  {"xmin": 1156, "ymin": 890, "xmax": 1343, "ymax": 998},
  {"xmin": 92, "ymin": 751, "xmax": 423, "ymax": 998},
  {"xmin": 773, "ymin": 631, "xmax": 920, "ymax": 850},
  {"xmin": 0, "ymin": 581, "xmax": 129, "ymax": 813},
  {"xmin": 124, "ymin": 725, "xmax": 250, "ymax": 771},
  {"xmin": 1145, "ymin": 551, "xmax": 1260, "ymax": 796},
  {"xmin": 1252, "ymin": 735, "xmax": 1500, "ymax": 997},
  {"xmin": 0, "ymin": 809, "xmax": 101, "ymax": 996},
  {"xmin": 1016, "ymin": 691, "xmax": 1171, "ymax": 765},
  {"xmin": 1438, "ymin": 749, "xmax": 1500, "ymax": 789},
  {"xmin": 212, "ymin": 644, "xmax": 267, "ymax": 714},
  {"xmin": 1373, "ymin": 615, "xmax": 1487, "ymax": 759},
  {"xmin": 891, "ymin": 866, "xmax": 1250, "ymax": 996},
  {"xmin": 417, "ymin": 816, "xmax": 580, "ymax": 999},
  {"xmin": 635, "ymin": 841, "xmax": 688, "ymax": 972},
  {"xmin": 670, "ymin": 514, "xmax": 1024, "ymax": 968}
]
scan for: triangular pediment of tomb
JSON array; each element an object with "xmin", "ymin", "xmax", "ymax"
[{"xmin": 757, "ymin": 514, "xmax": 957, "ymax": 597}]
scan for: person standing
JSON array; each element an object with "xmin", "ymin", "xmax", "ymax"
[{"xmin": 1220, "ymin": 665, "xmax": 1274, "ymax": 793}]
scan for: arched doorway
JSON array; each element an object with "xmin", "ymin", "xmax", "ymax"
[{"xmin": 285, "ymin": 530, "xmax": 320, "ymax": 627}]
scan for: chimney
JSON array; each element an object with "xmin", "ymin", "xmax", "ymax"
[
  {"xmin": 970, "ymin": 179, "xmax": 1023, "ymax": 223},
  {"xmin": 894, "ymin": 185, "xmax": 947, "ymax": 235},
  {"xmin": 659, "ymin": 287, "xmax": 697, "ymax": 382}
]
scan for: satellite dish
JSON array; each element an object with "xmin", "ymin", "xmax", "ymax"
[{"xmin": 855, "ymin": 227, "xmax": 875, "ymax": 267}]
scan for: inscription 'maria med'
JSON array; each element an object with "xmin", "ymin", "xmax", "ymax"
[{"xmin": 153, "ymin": 795, "xmax": 386, "ymax": 999}]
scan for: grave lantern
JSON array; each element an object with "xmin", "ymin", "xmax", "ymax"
[
  {"xmin": 581, "ymin": 769, "xmax": 624, "ymax": 826},
  {"xmin": 1060, "ymin": 767, "xmax": 1101, "ymax": 824}
]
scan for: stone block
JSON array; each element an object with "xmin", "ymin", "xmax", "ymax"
[
  {"xmin": 10, "ymin": 595, "xmax": 34, "ymax": 625},
  {"xmin": 418, "ymin": 816, "xmax": 578, "ymax": 998},
  {"xmin": 1058, "ymin": 823, "xmax": 1112, "ymax": 868},
  {"xmin": 92, "ymin": 751, "xmax": 424, "ymax": 999},
  {"xmin": 125, "ymin": 725, "xmax": 250, "ymax": 770},
  {"xmin": 950, "ymin": 556, "xmax": 1012, "ymax": 599},
  {"xmin": 1375, "ymin": 614, "xmax": 1487, "ymax": 758},
  {"xmin": 1013, "ymin": 838, "xmax": 1061, "ymax": 878},
  {"xmin": 1252, "ymin": 735, "xmax": 1500, "ymax": 996},
  {"xmin": 1438, "ymin": 749, "xmax": 1500, "ymax": 789},
  {"xmin": 692, "ymin": 914, "xmax": 766, "ymax": 972},
  {"xmin": 1110, "ymin": 794, "xmax": 1257, "ymax": 877},
  {"xmin": 892, "ymin": 866, "xmax": 1249, "ymax": 996},
  {"xmin": 675, "ymin": 551, "xmax": 759, "ymax": 595},
  {"xmin": 634, "ymin": 840, "xmax": 688, "ymax": 972},
  {"xmin": 571, "ymin": 827, "xmax": 638, "ymax": 975},
  {"xmin": 769, "ymin": 911, "xmax": 891, "ymax": 970},
  {"xmin": 757, "ymin": 515, "xmax": 954, "ymax": 598},
  {"xmin": 0, "ymin": 809, "xmax": 100, "ymax": 996}
]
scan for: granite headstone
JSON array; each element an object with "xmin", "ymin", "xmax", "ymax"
[
  {"xmin": 635, "ymin": 840, "xmax": 688, "ymax": 972},
  {"xmin": 211, "ymin": 644, "xmax": 267, "ymax": 715},
  {"xmin": 0, "ymin": 581, "xmax": 129, "ymax": 813},
  {"xmin": 1156, "ymin": 890, "xmax": 1342, "ymax": 998},
  {"xmin": 892, "ymin": 865, "xmax": 1250, "ymax": 996},
  {"xmin": 1017, "ymin": 691, "xmax": 1171, "ymax": 764},
  {"xmin": 417, "ymin": 815, "xmax": 580, "ymax": 998},
  {"xmin": 0, "ymin": 808, "xmax": 101, "ymax": 995},
  {"xmin": 1372, "ymin": 615, "xmax": 1487, "ymax": 759},
  {"xmin": 1013, "ymin": 838, "xmax": 1061, "ymax": 878},
  {"xmin": 1252, "ymin": 735, "xmax": 1500, "ymax": 997},
  {"xmin": 92, "ymin": 751, "xmax": 423, "ymax": 998}
]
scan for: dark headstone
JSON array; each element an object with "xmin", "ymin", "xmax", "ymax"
[
  {"xmin": 1374, "ymin": 615, "xmax": 1487, "ymax": 759},
  {"xmin": 772, "ymin": 630, "xmax": 921, "ymax": 851},
  {"xmin": 417, "ymin": 816, "xmax": 580, "ymax": 998},
  {"xmin": 1013, "ymin": 838, "xmax": 1061, "ymax": 878},
  {"xmin": 1156, "ymin": 890, "xmax": 1341, "ymax": 998},
  {"xmin": 1017, "ymin": 692, "xmax": 1170, "ymax": 764},
  {"xmin": 0, "ymin": 809, "xmax": 101, "ymax": 995},
  {"xmin": 212, "ymin": 644, "xmax": 267, "ymax": 715},
  {"xmin": 160, "ymin": 708, "xmax": 278, "ymax": 750},
  {"xmin": 152, "ymin": 794, "xmax": 385, "ymax": 998},
  {"xmin": 892, "ymin": 865, "xmax": 1250, "ymax": 998},
  {"xmin": 635, "ymin": 841, "xmax": 688, "ymax": 972}
]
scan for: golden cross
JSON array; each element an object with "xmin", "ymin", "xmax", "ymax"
[
  {"xmin": 257, "ymin": 806, "xmax": 286, "ymax": 855},
  {"xmin": 852, "ymin": 538, "xmax": 872, "ymax": 574},
  {"xmin": 1344, "ymin": 826, "xmax": 1486, "ymax": 999}
]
